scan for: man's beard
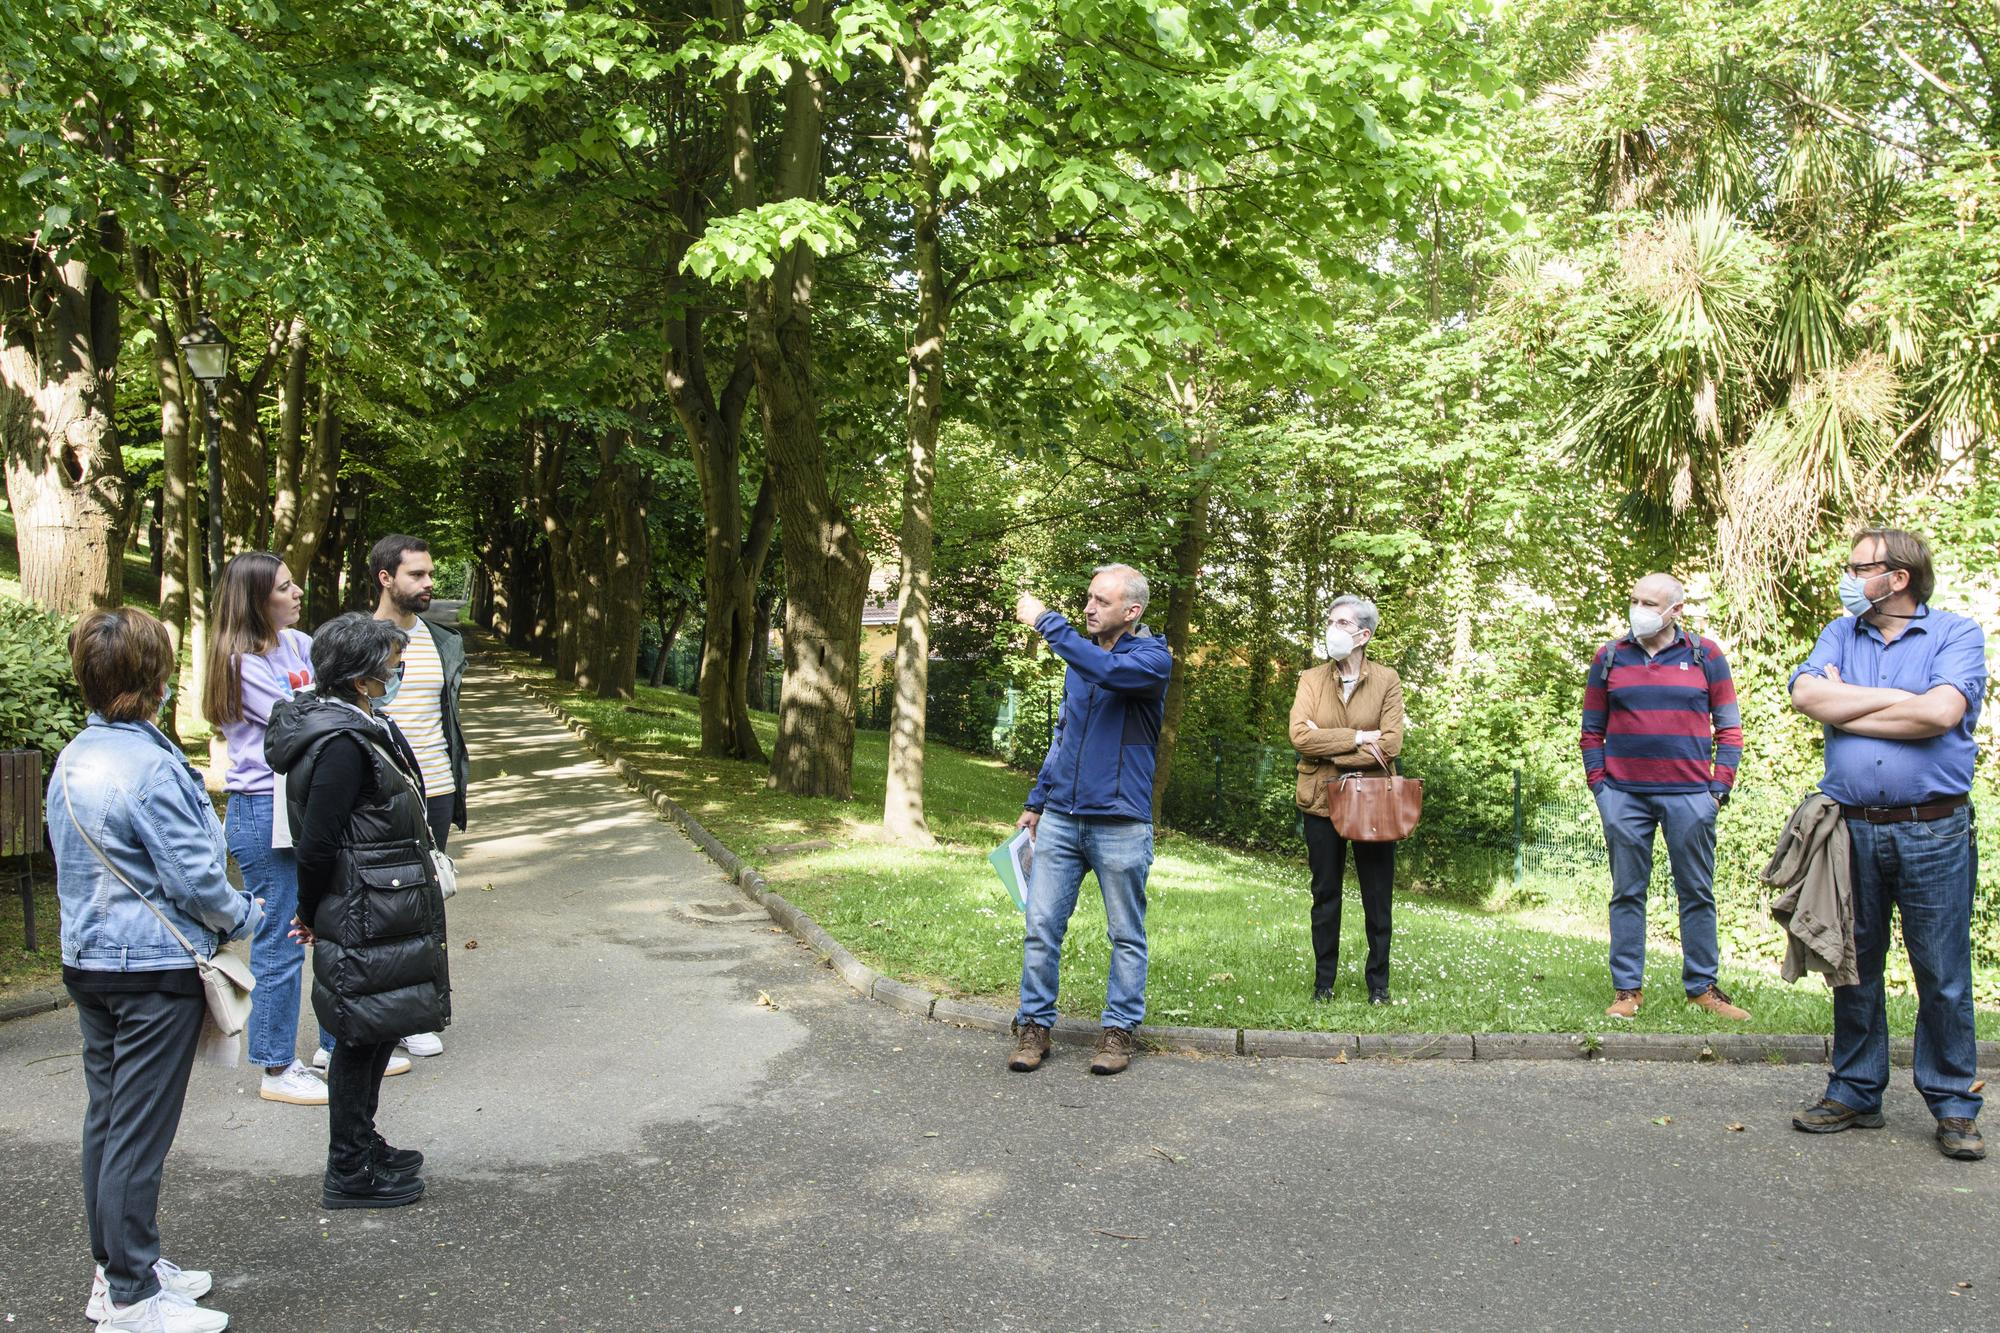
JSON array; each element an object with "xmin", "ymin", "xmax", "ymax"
[{"xmin": 394, "ymin": 588, "xmax": 432, "ymax": 615}]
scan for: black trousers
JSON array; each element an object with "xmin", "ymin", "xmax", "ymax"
[
  {"xmin": 327, "ymin": 1039, "xmax": 401, "ymax": 1174},
  {"xmin": 1302, "ymin": 813, "xmax": 1396, "ymax": 994},
  {"xmin": 70, "ymin": 986, "xmax": 206, "ymax": 1305},
  {"xmin": 425, "ymin": 793, "xmax": 455, "ymax": 852}
]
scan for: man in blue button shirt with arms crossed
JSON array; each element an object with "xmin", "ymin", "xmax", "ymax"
[
  {"xmin": 1007, "ymin": 564, "xmax": 1172, "ymax": 1077},
  {"xmin": 1788, "ymin": 528, "xmax": 1987, "ymax": 1161}
]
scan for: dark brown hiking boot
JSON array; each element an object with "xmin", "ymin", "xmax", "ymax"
[
  {"xmin": 1937, "ymin": 1118, "xmax": 1986, "ymax": 1161},
  {"xmin": 1008, "ymin": 1021, "xmax": 1051, "ymax": 1073},
  {"xmin": 1090, "ymin": 1025, "xmax": 1136, "ymax": 1075},
  {"xmin": 1792, "ymin": 1098, "xmax": 1884, "ymax": 1134}
]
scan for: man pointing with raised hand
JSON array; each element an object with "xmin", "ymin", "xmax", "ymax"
[{"xmin": 1007, "ymin": 564, "xmax": 1172, "ymax": 1078}]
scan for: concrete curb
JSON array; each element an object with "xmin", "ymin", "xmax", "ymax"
[
  {"xmin": 496, "ymin": 654, "xmax": 1999, "ymax": 1070},
  {"xmin": 0, "ymin": 986, "xmax": 70, "ymax": 1024}
]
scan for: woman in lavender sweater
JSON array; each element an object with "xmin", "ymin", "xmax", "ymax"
[
  {"xmin": 205, "ymin": 554, "xmax": 409, "ymax": 1103},
  {"xmin": 204, "ymin": 553, "xmax": 328, "ymax": 1104}
]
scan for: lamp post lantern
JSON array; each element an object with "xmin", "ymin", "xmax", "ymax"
[{"xmin": 178, "ymin": 315, "xmax": 230, "ymax": 586}]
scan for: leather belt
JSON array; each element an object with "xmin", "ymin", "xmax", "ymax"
[{"xmin": 1838, "ymin": 794, "xmax": 1969, "ymax": 824}]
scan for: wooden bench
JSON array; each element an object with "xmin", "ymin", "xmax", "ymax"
[{"xmin": 1, "ymin": 749, "xmax": 45, "ymax": 952}]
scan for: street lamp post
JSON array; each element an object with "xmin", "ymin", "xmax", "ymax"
[{"xmin": 177, "ymin": 316, "xmax": 230, "ymax": 585}]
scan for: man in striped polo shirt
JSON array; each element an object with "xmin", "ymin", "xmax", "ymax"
[
  {"xmin": 1580, "ymin": 573, "xmax": 1749, "ymax": 1022},
  {"xmin": 370, "ymin": 534, "xmax": 470, "ymax": 1060}
]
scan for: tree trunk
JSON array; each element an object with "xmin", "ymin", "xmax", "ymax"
[
  {"xmin": 650, "ymin": 599, "xmax": 688, "ymax": 689},
  {"xmin": 718, "ymin": 0, "xmax": 866, "ymax": 798},
  {"xmin": 595, "ymin": 430, "xmax": 651, "ymax": 701},
  {"xmin": 268, "ymin": 319, "xmax": 309, "ymax": 559},
  {"xmin": 882, "ymin": 35, "xmax": 947, "ymax": 844},
  {"xmin": 1243, "ymin": 485, "xmax": 1276, "ymax": 732},
  {"xmin": 135, "ymin": 247, "xmax": 191, "ymax": 690},
  {"xmin": 662, "ymin": 176, "xmax": 773, "ymax": 758},
  {"xmin": 751, "ymin": 589, "xmax": 773, "ymax": 708},
  {"xmin": 0, "ymin": 237, "xmax": 128, "ymax": 612},
  {"xmin": 1151, "ymin": 458, "xmax": 1212, "ymax": 822}
]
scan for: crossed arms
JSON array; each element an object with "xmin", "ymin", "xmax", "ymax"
[{"xmin": 1790, "ymin": 663, "xmax": 1968, "ymax": 740}]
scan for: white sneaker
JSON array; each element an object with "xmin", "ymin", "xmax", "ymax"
[
  {"xmin": 310, "ymin": 1049, "xmax": 412, "ymax": 1077},
  {"xmin": 94, "ymin": 1288, "xmax": 229, "ymax": 1333},
  {"xmin": 399, "ymin": 1031, "xmax": 444, "ymax": 1057},
  {"xmin": 85, "ymin": 1259, "xmax": 213, "ymax": 1322},
  {"xmin": 258, "ymin": 1060, "xmax": 328, "ymax": 1106}
]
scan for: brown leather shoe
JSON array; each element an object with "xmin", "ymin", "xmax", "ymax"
[
  {"xmin": 1090, "ymin": 1025, "xmax": 1136, "ymax": 1075},
  {"xmin": 1007, "ymin": 1022, "xmax": 1051, "ymax": 1073},
  {"xmin": 1605, "ymin": 988, "xmax": 1642, "ymax": 1020},
  {"xmin": 1688, "ymin": 985, "xmax": 1750, "ymax": 1021}
]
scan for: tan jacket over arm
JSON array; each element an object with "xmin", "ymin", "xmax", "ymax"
[{"xmin": 1291, "ymin": 660, "xmax": 1406, "ymax": 816}]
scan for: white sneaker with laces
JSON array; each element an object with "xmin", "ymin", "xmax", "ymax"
[
  {"xmin": 258, "ymin": 1060, "xmax": 328, "ymax": 1106},
  {"xmin": 93, "ymin": 1288, "xmax": 229, "ymax": 1333},
  {"xmin": 399, "ymin": 1031, "xmax": 444, "ymax": 1057},
  {"xmin": 85, "ymin": 1259, "xmax": 213, "ymax": 1322},
  {"xmin": 311, "ymin": 1048, "xmax": 413, "ymax": 1077}
]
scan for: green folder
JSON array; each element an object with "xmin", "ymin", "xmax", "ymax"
[{"xmin": 988, "ymin": 828, "xmax": 1034, "ymax": 912}]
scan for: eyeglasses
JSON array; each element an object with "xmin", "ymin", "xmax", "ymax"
[{"xmin": 1843, "ymin": 561, "xmax": 1891, "ymax": 577}]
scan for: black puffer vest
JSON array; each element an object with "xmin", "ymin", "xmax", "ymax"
[{"xmin": 266, "ymin": 694, "xmax": 451, "ymax": 1043}]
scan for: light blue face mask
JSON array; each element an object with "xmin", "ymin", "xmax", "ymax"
[
  {"xmin": 1839, "ymin": 571, "xmax": 1885, "ymax": 618},
  {"xmin": 374, "ymin": 663, "xmax": 405, "ymax": 709}
]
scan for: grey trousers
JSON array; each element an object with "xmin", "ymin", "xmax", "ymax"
[{"xmin": 71, "ymin": 986, "xmax": 205, "ymax": 1305}]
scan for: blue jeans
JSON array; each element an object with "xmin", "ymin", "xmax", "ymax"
[
  {"xmin": 1014, "ymin": 812, "xmax": 1153, "ymax": 1031},
  {"xmin": 1595, "ymin": 786, "xmax": 1720, "ymax": 995},
  {"xmin": 225, "ymin": 793, "xmax": 332, "ymax": 1069},
  {"xmin": 1826, "ymin": 806, "xmax": 1981, "ymax": 1121}
]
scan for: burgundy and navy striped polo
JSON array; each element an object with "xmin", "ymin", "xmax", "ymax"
[{"xmin": 1580, "ymin": 631, "xmax": 1742, "ymax": 796}]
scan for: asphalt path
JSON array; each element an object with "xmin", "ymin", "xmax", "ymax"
[{"xmin": 2, "ymin": 658, "xmax": 1995, "ymax": 1331}]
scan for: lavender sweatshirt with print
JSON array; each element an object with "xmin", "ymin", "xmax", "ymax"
[{"xmin": 222, "ymin": 628, "xmax": 314, "ymax": 795}]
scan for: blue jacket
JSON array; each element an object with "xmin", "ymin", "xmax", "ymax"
[
  {"xmin": 1025, "ymin": 614, "xmax": 1173, "ymax": 823},
  {"xmin": 48, "ymin": 716, "xmax": 260, "ymax": 973}
]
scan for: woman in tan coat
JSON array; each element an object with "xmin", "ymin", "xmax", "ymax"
[{"xmin": 1289, "ymin": 595, "xmax": 1406, "ymax": 1003}]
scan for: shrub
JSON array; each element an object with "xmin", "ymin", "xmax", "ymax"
[{"xmin": 0, "ymin": 598, "xmax": 85, "ymax": 764}]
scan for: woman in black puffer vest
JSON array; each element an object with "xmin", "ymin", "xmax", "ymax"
[{"xmin": 266, "ymin": 612, "xmax": 449, "ymax": 1210}]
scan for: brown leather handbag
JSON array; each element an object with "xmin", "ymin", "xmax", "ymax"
[{"xmin": 1324, "ymin": 742, "xmax": 1423, "ymax": 843}]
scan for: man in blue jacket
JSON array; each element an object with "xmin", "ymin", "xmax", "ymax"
[{"xmin": 1008, "ymin": 564, "xmax": 1172, "ymax": 1076}]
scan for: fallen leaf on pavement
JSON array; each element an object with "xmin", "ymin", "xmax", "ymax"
[
  {"xmin": 481, "ymin": 882, "xmax": 494, "ymax": 892},
  {"xmin": 1333, "ymin": 1050, "xmax": 1348, "ymax": 1065},
  {"xmin": 464, "ymin": 939, "xmax": 478, "ymax": 949},
  {"xmin": 1651, "ymin": 1115, "xmax": 1673, "ymax": 1125},
  {"xmin": 756, "ymin": 991, "xmax": 778, "ymax": 1009},
  {"xmin": 1725, "ymin": 1123, "xmax": 1746, "ymax": 1132}
]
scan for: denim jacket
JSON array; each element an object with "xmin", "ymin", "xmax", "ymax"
[{"xmin": 49, "ymin": 715, "xmax": 259, "ymax": 972}]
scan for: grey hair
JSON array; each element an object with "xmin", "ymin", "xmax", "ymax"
[
  {"xmin": 1327, "ymin": 594, "xmax": 1380, "ymax": 635},
  {"xmin": 310, "ymin": 612, "xmax": 409, "ymax": 700},
  {"xmin": 1093, "ymin": 563, "xmax": 1150, "ymax": 614}
]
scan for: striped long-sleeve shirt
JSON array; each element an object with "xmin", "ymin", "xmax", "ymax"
[{"xmin": 1580, "ymin": 631, "xmax": 1743, "ymax": 799}]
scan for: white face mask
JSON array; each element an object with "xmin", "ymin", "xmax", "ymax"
[
  {"xmin": 1322, "ymin": 627, "xmax": 1357, "ymax": 661},
  {"xmin": 1629, "ymin": 604, "xmax": 1669, "ymax": 639}
]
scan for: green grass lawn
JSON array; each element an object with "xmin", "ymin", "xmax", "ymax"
[
  {"xmin": 503, "ymin": 645, "xmax": 1999, "ymax": 1038},
  {"xmin": 0, "ymin": 861, "xmax": 61, "ymax": 998}
]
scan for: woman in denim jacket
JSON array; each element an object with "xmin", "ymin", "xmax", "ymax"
[{"xmin": 50, "ymin": 608, "xmax": 259, "ymax": 1333}]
